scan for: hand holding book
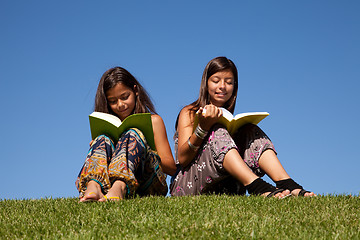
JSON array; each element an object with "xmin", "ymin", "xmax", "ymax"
[
  {"xmin": 195, "ymin": 106, "xmax": 269, "ymax": 136},
  {"xmin": 196, "ymin": 105, "xmax": 223, "ymax": 131}
]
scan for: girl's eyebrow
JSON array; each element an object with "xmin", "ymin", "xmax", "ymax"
[
  {"xmin": 108, "ymin": 91, "xmax": 131, "ymax": 99},
  {"xmin": 119, "ymin": 91, "xmax": 131, "ymax": 97}
]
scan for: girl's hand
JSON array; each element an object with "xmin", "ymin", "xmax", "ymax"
[{"xmin": 197, "ymin": 105, "xmax": 222, "ymax": 131}]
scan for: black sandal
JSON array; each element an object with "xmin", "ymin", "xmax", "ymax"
[
  {"xmin": 298, "ymin": 189, "xmax": 311, "ymax": 196},
  {"xmin": 275, "ymin": 178, "xmax": 311, "ymax": 197},
  {"xmin": 246, "ymin": 178, "xmax": 285, "ymax": 198}
]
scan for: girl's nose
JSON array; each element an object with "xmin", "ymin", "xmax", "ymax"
[
  {"xmin": 219, "ymin": 80, "xmax": 226, "ymax": 89},
  {"xmin": 117, "ymin": 100, "xmax": 124, "ymax": 108}
]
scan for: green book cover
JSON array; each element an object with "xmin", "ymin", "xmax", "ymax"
[{"xmin": 89, "ymin": 112, "xmax": 155, "ymax": 150}]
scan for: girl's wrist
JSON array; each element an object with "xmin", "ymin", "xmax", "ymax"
[
  {"xmin": 194, "ymin": 124, "xmax": 208, "ymax": 139},
  {"xmin": 187, "ymin": 138, "xmax": 200, "ymax": 151}
]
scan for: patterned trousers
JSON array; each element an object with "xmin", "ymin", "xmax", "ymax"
[{"xmin": 76, "ymin": 128, "xmax": 167, "ymax": 198}]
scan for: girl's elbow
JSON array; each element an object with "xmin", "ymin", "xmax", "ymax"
[
  {"xmin": 160, "ymin": 158, "xmax": 177, "ymax": 176},
  {"xmin": 168, "ymin": 166, "xmax": 177, "ymax": 176},
  {"xmin": 177, "ymin": 155, "xmax": 189, "ymax": 168}
]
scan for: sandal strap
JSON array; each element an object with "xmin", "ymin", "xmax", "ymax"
[
  {"xmin": 103, "ymin": 195, "xmax": 121, "ymax": 201},
  {"xmin": 275, "ymin": 178, "xmax": 303, "ymax": 192},
  {"xmin": 246, "ymin": 178, "xmax": 277, "ymax": 196},
  {"xmin": 298, "ymin": 189, "xmax": 311, "ymax": 196},
  {"xmin": 266, "ymin": 188, "xmax": 285, "ymax": 198}
]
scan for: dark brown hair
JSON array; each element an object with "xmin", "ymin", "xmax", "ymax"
[
  {"xmin": 190, "ymin": 56, "xmax": 238, "ymax": 114},
  {"xmin": 175, "ymin": 56, "xmax": 238, "ymax": 129},
  {"xmin": 94, "ymin": 66, "xmax": 156, "ymax": 115}
]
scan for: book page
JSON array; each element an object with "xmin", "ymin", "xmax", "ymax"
[
  {"xmin": 90, "ymin": 112, "xmax": 122, "ymax": 127},
  {"xmin": 220, "ymin": 107, "xmax": 234, "ymax": 121}
]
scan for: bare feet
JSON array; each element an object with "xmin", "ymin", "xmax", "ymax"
[
  {"xmin": 99, "ymin": 180, "xmax": 126, "ymax": 202},
  {"xmin": 263, "ymin": 189, "xmax": 291, "ymax": 199},
  {"xmin": 291, "ymin": 189, "xmax": 317, "ymax": 197},
  {"xmin": 79, "ymin": 180, "xmax": 104, "ymax": 202},
  {"xmin": 274, "ymin": 178, "xmax": 316, "ymax": 197}
]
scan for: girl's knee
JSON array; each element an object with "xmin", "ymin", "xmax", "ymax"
[
  {"xmin": 120, "ymin": 128, "xmax": 147, "ymax": 149},
  {"xmin": 241, "ymin": 123, "xmax": 258, "ymax": 132},
  {"xmin": 123, "ymin": 128, "xmax": 141, "ymax": 137},
  {"xmin": 94, "ymin": 134, "xmax": 111, "ymax": 141}
]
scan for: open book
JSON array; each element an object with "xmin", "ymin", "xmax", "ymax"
[
  {"xmin": 89, "ymin": 112, "xmax": 156, "ymax": 150},
  {"xmin": 219, "ymin": 108, "xmax": 269, "ymax": 135},
  {"xmin": 194, "ymin": 108, "xmax": 269, "ymax": 135}
]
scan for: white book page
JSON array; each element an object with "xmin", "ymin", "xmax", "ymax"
[
  {"xmin": 220, "ymin": 108, "xmax": 234, "ymax": 121},
  {"xmin": 90, "ymin": 112, "xmax": 122, "ymax": 127}
]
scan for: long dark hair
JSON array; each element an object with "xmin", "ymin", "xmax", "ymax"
[
  {"xmin": 175, "ymin": 57, "xmax": 238, "ymax": 129},
  {"xmin": 94, "ymin": 66, "xmax": 156, "ymax": 115},
  {"xmin": 191, "ymin": 56, "xmax": 238, "ymax": 113}
]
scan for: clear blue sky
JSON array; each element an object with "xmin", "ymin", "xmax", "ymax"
[{"xmin": 1, "ymin": 1, "xmax": 359, "ymax": 199}]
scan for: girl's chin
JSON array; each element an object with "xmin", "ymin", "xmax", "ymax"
[
  {"xmin": 210, "ymin": 103, "xmax": 225, "ymax": 108},
  {"xmin": 211, "ymin": 99, "xmax": 229, "ymax": 107}
]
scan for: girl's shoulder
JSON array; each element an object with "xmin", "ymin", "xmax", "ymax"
[
  {"xmin": 179, "ymin": 105, "xmax": 196, "ymax": 119},
  {"xmin": 177, "ymin": 105, "xmax": 197, "ymax": 128},
  {"xmin": 150, "ymin": 114, "xmax": 165, "ymax": 126},
  {"xmin": 150, "ymin": 114, "xmax": 167, "ymax": 137}
]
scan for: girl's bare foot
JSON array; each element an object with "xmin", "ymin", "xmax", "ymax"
[
  {"xmin": 79, "ymin": 180, "xmax": 103, "ymax": 202},
  {"xmin": 99, "ymin": 180, "xmax": 126, "ymax": 202},
  {"xmin": 262, "ymin": 189, "xmax": 291, "ymax": 199},
  {"xmin": 275, "ymin": 179, "xmax": 316, "ymax": 197},
  {"xmin": 246, "ymin": 178, "xmax": 291, "ymax": 199},
  {"xmin": 291, "ymin": 189, "xmax": 317, "ymax": 197}
]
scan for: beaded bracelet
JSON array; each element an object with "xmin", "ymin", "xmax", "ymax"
[
  {"xmin": 187, "ymin": 138, "xmax": 200, "ymax": 151},
  {"xmin": 194, "ymin": 125, "xmax": 208, "ymax": 139}
]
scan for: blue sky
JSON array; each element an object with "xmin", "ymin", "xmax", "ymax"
[{"xmin": 1, "ymin": 1, "xmax": 359, "ymax": 199}]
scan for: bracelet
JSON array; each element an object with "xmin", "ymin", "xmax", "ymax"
[
  {"xmin": 194, "ymin": 125, "xmax": 208, "ymax": 139},
  {"xmin": 194, "ymin": 130, "xmax": 204, "ymax": 139},
  {"xmin": 187, "ymin": 138, "xmax": 200, "ymax": 151}
]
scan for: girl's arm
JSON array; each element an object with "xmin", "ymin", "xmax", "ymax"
[
  {"xmin": 177, "ymin": 105, "xmax": 222, "ymax": 167},
  {"xmin": 151, "ymin": 114, "xmax": 177, "ymax": 176}
]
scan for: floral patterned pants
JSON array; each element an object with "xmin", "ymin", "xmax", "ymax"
[{"xmin": 170, "ymin": 124, "xmax": 276, "ymax": 196}]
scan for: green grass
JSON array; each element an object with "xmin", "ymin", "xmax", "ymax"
[{"xmin": 0, "ymin": 195, "xmax": 359, "ymax": 239}]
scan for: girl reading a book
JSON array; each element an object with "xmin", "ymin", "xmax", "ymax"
[
  {"xmin": 170, "ymin": 57, "xmax": 316, "ymax": 198},
  {"xmin": 76, "ymin": 67, "xmax": 176, "ymax": 202}
]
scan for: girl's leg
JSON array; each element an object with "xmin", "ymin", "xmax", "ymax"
[
  {"xmin": 76, "ymin": 135, "xmax": 114, "ymax": 202},
  {"xmin": 258, "ymin": 150, "xmax": 290, "ymax": 182},
  {"xmin": 231, "ymin": 124, "xmax": 295, "ymax": 197},
  {"xmin": 223, "ymin": 149, "xmax": 258, "ymax": 186},
  {"xmin": 223, "ymin": 149, "xmax": 290, "ymax": 198},
  {"xmin": 235, "ymin": 124, "xmax": 315, "ymax": 197},
  {"xmin": 171, "ymin": 125, "xmax": 241, "ymax": 196},
  {"xmin": 259, "ymin": 150, "xmax": 316, "ymax": 196},
  {"xmin": 103, "ymin": 129, "xmax": 147, "ymax": 200},
  {"xmin": 171, "ymin": 125, "xmax": 287, "ymax": 197}
]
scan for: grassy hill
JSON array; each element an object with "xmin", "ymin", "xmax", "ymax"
[{"xmin": 1, "ymin": 195, "xmax": 359, "ymax": 239}]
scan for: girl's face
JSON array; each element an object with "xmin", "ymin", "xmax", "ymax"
[
  {"xmin": 207, "ymin": 70, "xmax": 234, "ymax": 107},
  {"xmin": 106, "ymin": 83, "xmax": 137, "ymax": 121}
]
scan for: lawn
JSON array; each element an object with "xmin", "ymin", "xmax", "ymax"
[{"xmin": 0, "ymin": 195, "xmax": 359, "ymax": 239}]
